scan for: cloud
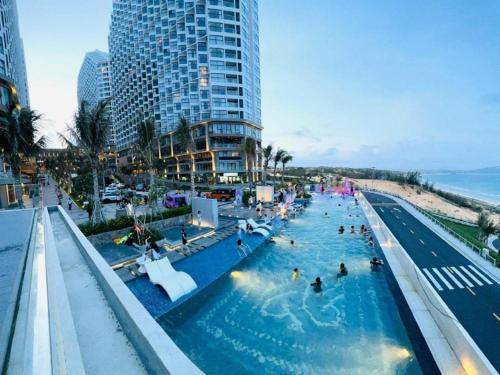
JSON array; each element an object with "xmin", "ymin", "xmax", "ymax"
[{"xmin": 291, "ymin": 128, "xmax": 321, "ymax": 142}]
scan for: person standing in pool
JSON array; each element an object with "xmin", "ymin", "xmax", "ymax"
[
  {"xmin": 310, "ymin": 277, "xmax": 322, "ymax": 292},
  {"xmin": 337, "ymin": 263, "xmax": 348, "ymax": 278},
  {"xmin": 350, "ymin": 225, "xmax": 355, "ymax": 233},
  {"xmin": 292, "ymin": 268, "xmax": 300, "ymax": 281},
  {"xmin": 181, "ymin": 227, "xmax": 188, "ymax": 248},
  {"xmin": 338, "ymin": 226, "xmax": 345, "ymax": 234}
]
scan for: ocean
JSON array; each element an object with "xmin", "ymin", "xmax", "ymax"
[{"xmin": 421, "ymin": 171, "xmax": 500, "ymax": 205}]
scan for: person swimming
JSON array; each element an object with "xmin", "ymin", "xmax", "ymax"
[
  {"xmin": 337, "ymin": 263, "xmax": 348, "ymax": 278},
  {"xmin": 368, "ymin": 236, "xmax": 374, "ymax": 246},
  {"xmin": 338, "ymin": 226, "xmax": 345, "ymax": 234},
  {"xmin": 292, "ymin": 268, "xmax": 300, "ymax": 280},
  {"xmin": 370, "ymin": 257, "xmax": 383, "ymax": 267},
  {"xmin": 310, "ymin": 277, "xmax": 322, "ymax": 292},
  {"xmin": 290, "ymin": 240, "xmax": 295, "ymax": 245},
  {"xmin": 324, "ymin": 212, "xmax": 328, "ymax": 217}
]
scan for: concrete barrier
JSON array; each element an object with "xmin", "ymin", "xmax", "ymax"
[
  {"xmin": 54, "ymin": 206, "xmax": 203, "ymax": 375},
  {"xmin": 359, "ymin": 193, "xmax": 497, "ymax": 375}
]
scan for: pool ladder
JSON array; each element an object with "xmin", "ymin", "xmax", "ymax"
[{"xmin": 238, "ymin": 243, "xmax": 251, "ymax": 257}]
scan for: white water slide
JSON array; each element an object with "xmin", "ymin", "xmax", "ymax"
[{"xmin": 143, "ymin": 257, "xmax": 197, "ymax": 302}]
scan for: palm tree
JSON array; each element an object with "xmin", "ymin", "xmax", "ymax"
[
  {"xmin": 477, "ymin": 211, "xmax": 496, "ymax": 243},
  {"xmin": 281, "ymin": 153, "xmax": 293, "ymax": 184},
  {"xmin": 176, "ymin": 116, "xmax": 195, "ymax": 198},
  {"xmin": 242, "ymin": 138, "xmax": 256, "ymax": 193},
  {"xmin": 262, "ymin": 144, "xmax": 273, "ymax": 184},
  {"xmin": 0, "ymin": 107, "xmax": 45, "ymax": 208},
  {"xmin": 272, "ymin": 148, "xmax": 287, "ymax": 190},
  {"xmin": 137, "ymin": 117, "xmax": 157, "ymax": 212},
  {"xmin": 60, "ymin": 100, "xmax": 111, "ymax": 224}
]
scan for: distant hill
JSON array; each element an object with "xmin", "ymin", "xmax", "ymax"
[{"xmin": 423, "ymin": 166, "xmax": 500, "ymax": 174}]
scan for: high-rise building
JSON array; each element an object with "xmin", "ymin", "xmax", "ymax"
[
  {"xmin": 109, "ymin": 0, "xmax": 262, "ymax": 183},
  {"xmin": 0, "ymin": 0, "xmax": 29, "ymax": 107},
  {"xmin": 77, "ymin": 50, "xmax": 114, "ymax": 144}
]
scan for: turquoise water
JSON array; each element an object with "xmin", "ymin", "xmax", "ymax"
[
  {"xmin": 160, "ymin": 195, "xmax": 422, "ymax": 374},
  {"xmin": 422, "ymin": 171, "xmax": 500, "ymax": 205}
]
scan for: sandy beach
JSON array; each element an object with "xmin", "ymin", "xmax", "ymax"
[{"xmin": 353, "ymin": 179, "xmax": 500, "ymax": 225}]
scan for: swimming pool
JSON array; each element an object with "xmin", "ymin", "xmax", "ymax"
[{"xmin": 160, "ymin": 195, "xmax": 423, "ymax": 374}]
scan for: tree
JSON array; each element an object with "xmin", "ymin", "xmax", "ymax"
[
  {"xmin": 137, "ymin": 117, "xmax": 157, "ymax": 213},
  {"xmin": 477, "ymin": 211, "xmax": 496, "ymax": 243},
  {"xmin": 262, "ymin": 144, "xmax": 273, "ymax": 184},
  {"xmin": 272, "ymin": 148, "xmax": 287, "ymax": 189},
  {"xmin": 176, "ymin": 117, "xmax": 195, "ymax": 198},
  {"xmin": 60, "ymin": 100, "xmax": 111, "ymax": 224},
  {"xmin": 281, "ymin": 153, "xmax": 293, "ymax": 184},
  {"xmin": 242, "ymin": 138, "xmax": 256, "ymax": 193},
  {"xmin": 0, "ymin": 107, "xmax": 45, "ymax": 208}
]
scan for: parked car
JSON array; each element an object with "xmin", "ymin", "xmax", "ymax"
[
  {"xmin": 101, "ymin": 193, "xmax": 122, "ymax": 203},
  {"xmin": 105, "ymin": 186, "xmax": 119, "ymax": 194},
  {"xmin": 163, "ymin": 193, "xmax": 187, "ymax": 208},
  {"xmin": 207, "ymin": 189, "xmax": 234, "ymax": 201}
]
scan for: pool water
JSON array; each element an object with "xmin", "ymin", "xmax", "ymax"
[{"xmin": 159, "ymin": 195, "xmax": 423, "ymax": 374}]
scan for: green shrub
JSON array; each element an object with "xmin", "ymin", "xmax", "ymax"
[{"xmin": 78, "ymin": 205, "xmax": 191, "ymax": 236}]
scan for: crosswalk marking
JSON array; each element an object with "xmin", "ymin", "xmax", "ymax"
[
  {"xmin": 468, "ymin": 265, "xmax": 493, "ymax": 285},
  {"xmin": 433, "ymin": 268, "xmax": 454, "ymax": 289},
  {"xmin": 460, "ymin": 266, "xmax": 483, "ymax": 286},
  {"xmin": 442, "ymin": 267, "xmax": 464, "ymax": 288},
  {"xmin": 423, "ymin": 269, "xmax": 443, "ymax": 291},
  {"xmin": 451, "ymin": 267, "xmax": 474, "ymax": 287}
]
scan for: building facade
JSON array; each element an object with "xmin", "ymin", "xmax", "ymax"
[
  {"xmin": 0, "ymin": 0, "xmax": 29, "ymax": 107},
  {"xmin": 77, "ymin": 50, "xmax": 114, "ymax": 144},
  {"xmin": 109, "ymin": 0, "xmax": 262, "ymax": 182}
]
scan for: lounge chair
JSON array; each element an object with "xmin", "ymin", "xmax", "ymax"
[
  {"xmin": 246, "ymin": 218, "xmax": 274, "ymax": 233},
  {"xmin": 142, "ymin": 256, "xmax": 197, "ymax": 302},
  {"xmin": 237, "ymin": 220, "xmax": 271, "ymax": 238}
]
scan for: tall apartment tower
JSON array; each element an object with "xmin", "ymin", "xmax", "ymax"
[
  {"xmin": 77, "ymin": 50, "xmax": 114, "ymax": 144},
  {"xmin": 109, "ymin": 0, "xmax": 262, "ymax": 152},
  {"xmin": 0, "ymin": 0, "xmax": 29, "ymax": 107}
]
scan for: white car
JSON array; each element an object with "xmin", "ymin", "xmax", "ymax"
[
  {"xmin": 105, "ymin": 186, "xmax": 119, "ymax": 194},
  {"xmin": 101, "ymin": 193, "xmax": 122, "ymax": 203}
]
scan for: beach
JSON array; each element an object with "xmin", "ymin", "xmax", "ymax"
[{"xmin": 353, "ymin": 179, "xmax": 500, "ymax": 225}]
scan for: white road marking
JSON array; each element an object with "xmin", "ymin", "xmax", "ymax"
[
  {"xmin": 467, "ymin": 287, "xmax": 476, "ymax": 296},
  {"xmin": 423, "ymin": 268, "xmax": 443, "ymax": 291},
  {"xmin": 451, "ymin": 267, "xmax": 474, "ymax": 287},
  {"xmin": 433, "ymin": 268, "xmax": 454, "ymax": 290},
  {"xmin": 460, "ymin": 266, "xmax": 483, "ymax": 286},
  {"xmin": 467, "ymin": 265, "xmax": 493, "ymax": 285},
  {"xmin": 442, "ymin": 267, "xmax": 464, "ymax": 288}
]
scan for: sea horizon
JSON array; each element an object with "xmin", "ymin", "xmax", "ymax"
[{"xmin": 421, "ymin": 171, "xmax": 500, "ymax": 206}]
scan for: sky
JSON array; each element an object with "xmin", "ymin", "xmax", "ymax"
[{"xmin": 17, "ymin": 0, "xmax": 500, "ymax": 170}]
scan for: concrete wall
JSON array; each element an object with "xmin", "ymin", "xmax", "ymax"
[
  {"xmin": 54, "ymin": 206, "xmax": 203, "ymax": 375},
  {"xmin": 359, "ymin": 193, "xmax": 497, "ymax": 375},
  {"xmin": 191, "ymin": 197, "xmax": 218, "ymax": 229}
]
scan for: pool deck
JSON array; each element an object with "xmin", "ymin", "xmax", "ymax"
[{"xmin": 363, "ymin": 191, "xmax": 500, "ymax": 374}]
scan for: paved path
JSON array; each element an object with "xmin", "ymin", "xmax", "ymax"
[
  {"xmin": 364, "ymin": 191, "xmax": 500, "ymax": 372},
  {"xmin": 41, "ymin": 177, "xmax": 88, "ymax": 224}
]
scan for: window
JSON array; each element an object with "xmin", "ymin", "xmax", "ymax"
[{"xmin": 212, "ymin": 85, "xmax": 226, "ymax": 95}]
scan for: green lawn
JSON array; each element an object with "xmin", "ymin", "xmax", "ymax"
[{"xmin": 430, "ymin": 215, "xmax": 485, "ymax": 250}]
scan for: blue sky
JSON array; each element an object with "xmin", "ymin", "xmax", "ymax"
[{"xmin": 18, "ymin": 0, "xmax": 500, "ymax": 170}]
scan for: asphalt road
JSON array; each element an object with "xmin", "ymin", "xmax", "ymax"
[{"xmin": 364, "ymin": 192, "xmax": 500, "ymax": 372}]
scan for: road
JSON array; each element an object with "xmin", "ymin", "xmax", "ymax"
[{"xmin": 363, "ymin": 192, "xmax": 500, "ymax": 372}]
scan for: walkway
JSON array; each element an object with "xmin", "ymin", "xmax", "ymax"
[
  {"xmin": 364, "ymin": 191, "xmax": 500, "ymax": 372},
  {"xmin": 41, "ymin": 177, "xmax": 88, "ymax": 224}
]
